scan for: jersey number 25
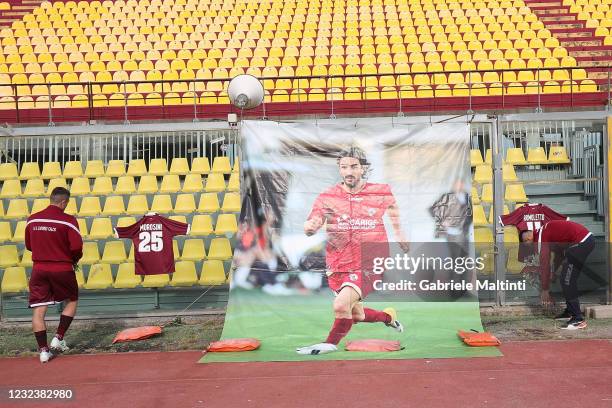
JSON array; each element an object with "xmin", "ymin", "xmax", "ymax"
[{"xmin": 139, "ymin": 231, "xmax": 164, "ymax": 252}]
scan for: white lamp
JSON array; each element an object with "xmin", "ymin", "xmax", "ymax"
[{"xmin": 227, "ymin": 74, "xmax": 264, "ymax": 110}]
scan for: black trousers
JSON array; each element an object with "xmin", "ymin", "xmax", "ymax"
[{"xmin": 560, "ymin": 235, "xmax": 595, "ymax": 320}]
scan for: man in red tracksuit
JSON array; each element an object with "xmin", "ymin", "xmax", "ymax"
[
  {"xmin": 520, "ymin": 220, "xmax": 594, "ymax": 330},
  {"xmin": 26, "ymin": 187, "xmax": 83, "ymax": 363}
]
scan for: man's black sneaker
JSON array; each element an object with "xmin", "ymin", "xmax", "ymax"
[{"xmin": 560, "ymin": 318, "xmax": 587, "ymax": 330}]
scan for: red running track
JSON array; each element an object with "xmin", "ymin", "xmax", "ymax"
[{"xmin": 0, "ymin": 339, "xmax": 611, "ymax": 408}]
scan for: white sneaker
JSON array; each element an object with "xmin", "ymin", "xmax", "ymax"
[
  {"xmin": 383, "ymin": 307, "xmax": 404, "ymax": 333},
  {"xmin": 39, "ymin": 350, "xmax": 52, "ymax": 364},
  {"xmin": 262, "ymin": 283, "xmax": 294, "ymax": 296},
  {"xmin": 296, "ymin": 342, "xmax": 337, "ymax": 355},
  {"xmin": 50, "ymin": 337, "xmax": 69, "ymax": 352}
]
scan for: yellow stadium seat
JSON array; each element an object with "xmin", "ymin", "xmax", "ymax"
[
  {"xmin": 142, "ymin": 273, "xmax": 170, "ymax": 288},
  {"xmin": 182, "ymin": 174, "xmax": 203, "ymax": 192},
  {"xmin": 504, "ymin": 226, "xmax": 520, "ymax": 243},
  {"xmin": 84, "ymin": 263, "xmax": 113, "ymax": 289},
  {"xmin": 503, "ymin": 164, "xmax": 518, "ymax": 181},
  {"xmin": 199, "ymin": 260, "xmax": 226, "ymax": 285},
  {"xmin": 506, "ymin": 148, "xmax": 527, "ymax": 165},
  {"xmin": 70, "ymin": 177, "xmax": 91, "ymax": 195},
  {"xmin": 78, "ymin": 196, "xmax": 102, "ymax": 216},
  {"xmin": 190, "ymin": 215, "xmax": 213, "ymax": 236},
  {"xmin": 46, "ymin": 178, "xmax": 68, "ymax": 195},
  {"xmin": 116, "ymin": 216, "xmax": 136, "ymax": 228},
  {"xmin": 92, "ymin": 176, "xmax": 113, "ymax": 195},
  {"xmin": 126, "ymin": 195, "xmax": 149, "ymax": 215},
  {"xmin": 19, "ymin": 250, "xmax": 32, "ymax": 267},
  {"xmin": 0, "ymin": 245, "xmax": 20, "ymax": 267},
  {"xmin": 205, "ymin": 173, "xmax": 226, "ymax": 192},
  {"xmin": 106, "ymin": 160, "xmax": 126, "ymax": 177},
  {"xmin": 211, "ymin": 156, "xmax": 232, "ymax": 173},
  {"xmin": 137, "ymin": 175, "xmax": 158, "ymax": 194},
  {"xmin": 174, "ymin": 194, "xmax": 196, "ymax": 214},
  {"xmin": 41, "ymin": 162, "xmax": 62, "ymax": 179},
  {"xmin": 127, "ymin": 159, "xmax": 148, "ymax": 177},
  {"xmin": 64, "ymin": 199, "xmax": 78, "ymax": 216},
  {"xmin": 23, "ymin": 179, "xmax": 45, "ymax": 197},
  {"xmin": 85, "ymin": 160, "xmax": 105, "ymax": 178},
  {"xmin": 505, "ymin": 184, "xmax": 528, "ymax": 202},
  {"xmin": 0, "ymin": 222, "xmax": 11, "ymax": 242},
  {"xmin": 63, "ymin": 161, "xmax": 83, "ymax": 178},
  {"xmin": 474, "ymin": 227, "xmax": 494, "ymax": 243},
  {"xmin": 0, "ymin": 179, "xmax": 22, "ymax": 198},
  {"xmin": 11, "ymin": 221, "xmax": 26, "ymax": 242},
  {"xmin": 5, "ymin": 200, "xmax": 29, "ymax": 219},
  {"xmin": 207, "ymin": 237, "xmax": 232, "ymax": 260},
  {"xmin": 221, "ymin": 192, "xmax": 241, "ymax": 212},
  {"xmin": 471, "ymin": 187, "xmax": 481, "ymax": 205},
  {"xmin": 214, "ymin": 213, "xmax": 238, "ymax": 235},
  {"xmin": 148, "ymin": 158, "xmax": 168, "ymax": 176},
  {"xmin": 197, "ymin": 193, "xmax": 219, "ymax": 213},
  {"xmin": 473, "ymin": 165, "xmax": 492, "ymax": 184},
  {"xmin": 170, "ymin": 261, "xmax": 198, "ymax": 286},
  {"xmin": 151, "ymin": 194, "xmax": 173, "ymax": 214},
  {"xmin": 527, "ymin": 147, "xmax": 548, "ymax": 165},
  {"xmin": 159, "ymin": 175, "xmax": 181, "ymax": 193},
  {"xmin": 101, "ymin": 241, "xmax": 127, "ymax": 264},
  {"xmin": 115, "ymin": 176, "xmax": 136, "ymax": 195},
  {"xmin": 232, "ymin": 157, "xmax": 240, "ymax": 173},
  {"xmin": 548, "ymin": 146, "xmax": 570, "ymax": 164},
  {"xmin": 169, "ymin": 158, "xmax": 190, "ymax": 175},
  {"xmin": 77, "ymin": 218, "xmax": 88, "ymax": 238},
  {"xmin": 89, "ymin": 218, "xmax": 114, "ymax": 239},
  {"xmin": 1, "ymin": 266, "xmax": 28, "ymax": 292},
  {"xmin": 113, "ymin": 262, "xmax": 141, "ymax": 288},
  {"xmin": 180, "ymin": 239, "xmax": 206, "ymax": 261},
  {"xmin": 227, "ymin": 173, "xmax": 240, "ymax": 191},
  {"xmin": 0, "ymin": 200, "xmax": 3, "ymax": 218},
  {"xmin": 487, "ymin": 205, "xmax": 510, "ymax": 224},
  {"xmin": 190, "ymin": 157, "xmax": 211, "ymax": 174},
  {"xmin": 480, "ymin": 184, "xmax": 493, "ymax": 203},
  {"xmin": 506, "ymin": 247, "xmax": 524, "ymax": 273},
  {"xmin": 0, "ymin": 162, "xmax": 18, "ymax": 180},
  {"xmin": 102, "ymin": 196, "xmax": 125, "ymax": 216}
]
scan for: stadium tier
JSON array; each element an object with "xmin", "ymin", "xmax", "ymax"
[{"xmin": 0, "ymin": 0, "xmax": 609, "ymax": 121}]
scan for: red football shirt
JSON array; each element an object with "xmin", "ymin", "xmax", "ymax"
[
  {"xmin": 307, "ymin": 182, "xmax": 397, "ymax": 274},
  {"xmin": 114, "ymin": 213, "xmax": 190, "ymax": 275}
]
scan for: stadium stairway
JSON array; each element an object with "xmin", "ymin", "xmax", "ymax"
[
  {"xmin": 527, "ymin": 0, "xmax": 612, "ymax": 84},
  {"xmin": 0, "ymin": 0, "xmax": 42, "ymax": 26}
]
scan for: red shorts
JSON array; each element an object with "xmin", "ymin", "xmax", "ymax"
[
  {"xmin": 29, "ymin": 269, "xmax": 78, "ymax": 308},
  {"xmin": 327, "ymin": 271, "xmax": 379, "ymax": 299}
]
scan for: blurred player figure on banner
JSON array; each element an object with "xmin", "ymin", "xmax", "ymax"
[
  {"xmin": 520, "ymin": 220, "xmax": 594, "ymax": 330},
  {"xmin": 296, "ymin": 146, "xmax": 410, "ymax": 355},
  {"xmin": 26, "ymin": 187, "xmax": 83, "ymax": 363}
]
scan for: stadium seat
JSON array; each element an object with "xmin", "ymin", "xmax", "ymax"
[
  {"xmin": 0, "ymin": 222, "xmax": 11, "ymax": 242},
  {"xmin": 30, "ymin": 198, "xmax": 48, "ymax": 214},
  {"xmin": 78, "ymin": 196, "xmax": 102, "ymax": 216},
  {"xmin": 41, "ymin": 162, "xmax": 62, "ymax": 179},
  {"xmin": 502, "ymin": 164, "xmax": 518, "ymax": 182},
  {"xmin": 174, "ymin": 194, "xmax": 196, "ymax": 214},
  {"xmin": 148, "ymin": 158, "xmax": 168, "ymax": 176},
  {"xmin": 47, "ymin": 178, "xmax": 69, "ymax": 194},
  {"xmin": 205, "ymin": 173, "xmax": 226, "ymax": 192},
  {"xmin": 548, "ymin": 146, "xmax": 570, "ymax": 164},
  {"xmin": 504, "ymin": 226, "xmax": 519, "ymax": 243},
  {"xmin": 527, "ymin": 147, "xmax": 548, "ymax": 165},
  {"xmin": 151, "ymin": 194, "xmax": 173, "ymax": 214},
  {"xmin": 472, "ymin": 205, "xmax": 489, "ymax": 226},
  {"xmin": 92, "ymin": 177, "xmax": 114, "ymax": 195},
  {"xmin": 474, "ymin": 227, "xmax": 494, "ymax": 243},
  {"xmin": 207, "ymin": 237, "xmax": 232, "ymax": 260},
  {"xmin": 126, "ymin": 195, "xmax": 149, "ymax": 215},
  {"xmin": 70, "ymin": 177, "xmax": 91, "ymax": 195},
  {"xmin": 117, "ymin": 217, "xmax": 137, "ymax": 228},
  {"xmin": 0, "ymin": 179, "xmax": 22, "ymax": 198},
  {"xmin": 77, "ymin": 218, "xmax": 88, "ymax": 238},
  {"xmin": 127, "ymin": 159, "xmax": 148, "ymax": 176},
  {"xmin": 0, "ymin": 162, "xmax": 18, "ymax": 180},
  {"xmin": 0, "ymin": 200, "xmax": 4, "ymax": 218},
  {"xmin": 84, "ymin": 263, "xmax": 113, "ymax": 289},
  {"xmin": 115, "ymin": 176, "xmax": 137, "ymax": 195},
  {"xmin": 215, "ymin": 214, "xmax": 238, "ymax": 235},
  {"xmin": 106, "ymin": 160, "xmax": 126, "ymax": 177},
  {"xmin": 470, "ymin": 149, "xmax": 484, "ymax": 166},
  {"xmin": 101, "ymin": 241, "xmax": 127, "ymax": 264},
  {"xmin": 480, "ymin": 184, "xmax": 493, "ymax": 203},
  {"xmin": 0, "ymin": 245, "xmax": 20, "ymax": 267},
  {"xmin": 199, "ymin": 260, "xmax": 227, "ymax": 285},
  {"xmin": 63, "ymin": 161, "xmax": 83, "ymax": 178},
  {"xmin": 101, "ymin": 195, "xmax": 125, "ymax": 216},
  {"xmin": 23, "ymin": 178, "xmax": 45, "ymax": 197},
  {"xmin": 506, "ymin": 247, "xmax": 524, "ymax": 273},
  {"xmin": 232, "ymin": 158, "xmax": 240, "ymax": 173},
  {"xmin": 159, "ymin": 175, "xmax": 181, "ymax": 193},
  {"xmin": 506, "ymin": 148, "xmax": 528, "ymax": 165},
  {"xmin": 142, "ymin": 274, "xmax": 170, "ymax": 288},
  {"xmin": 182, "ymin": 174, "xmax": 204, "ymax": 192},
  {"xmin": 1, "ymin": 266, "xmax": 28, "ymax": 292},
  {"xmin": 191, "ymin": 157, "xmax": 211, "ymax": 174},
  {"xmin": 113, "ymin": 262, "xmax": 142, "ymax": 288},
  {"xmin": 488, "ymin": 205, "xmax": 510, "ymax": 224},
  {"xmin": 211, "ymin": 156, "xmax": 232, "ymax": 173},
  {"xmin": 197, "ymin": 193, "xmax": 219, "ymax": 213},
  {"xmin": 227, "ymin": 173, "xmax": 240, "ymax": 191},
  {"xmin": 19, "ymin": 250, "xmax": 32, "ymax": 267},
  {"xmin": 5, "ymin": 200, "xmax": 29, "ymax": 219},
  {"xmin": 181, "ymin": 239, "xmax": 206, "ymax": 261},
  {"xmin": 19, "ymin": 162, "xmax": 40, "ymax": 179},
  {"xmin": 12, "ymin": 221, "xmax": 26, "ymax": 242},
  {"xmin": 64, "ymin": 199, "xmax": 78, "ymax": 216},
  {"xmin": 505, "ymin": 184, "xmax": 529, "ymax": 202},
  {"xmin": 85, "ymin": 160, "xmax": 105, "ymax": 178},
  {"xmin": 221, "ymin": 193, "xmax": 241, "ymax": 212},
  {"xmin": 169, "ymin": 158, "xmax": 190, "ymax": 175},
  {"xmin": 170, "ymin": 261, "xmax": 199, "ymax": 286},
  {"xmin": 189, "ymin": 214, "xmax": 213, "ymax": 236},
  {"xmin": 137, "ymin": 175, "xmax": 159, "ymax": 194},
  {"xmin": 88, "ymin": 218, "xmax": 114, "ymax": 239},
  {"xmin": 473, "ymin": 165, "xmax": 492, "ymax": 184}
]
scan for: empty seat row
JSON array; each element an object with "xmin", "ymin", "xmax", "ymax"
[
  {"xmin": 0, "ymin": 173, "xmax": 239, "ymax": 198},
  {"xmin": 472, "ymin": 204, "xmax": 510, "ymax": 226},
  {"xmin": 470, "ymin": 146, "xmax": 570, "ymax": 166},
  {"xmin": 474, "ymin": 226, "xmax": 519, "ymax": 243},
  {"xmin": 471, "ymin": 183, "xmax": 528, "ymax": 204},
  {"xmin": 1, "ymin": 260, "xmax": 228, "ymax": 293},
  {"xmin": 0, "ymin": 156, "xmax": 239, "ymax": 181},
  {"xmin": 472, "ymin": 163, "xmax": 518, "ymax": 183}
]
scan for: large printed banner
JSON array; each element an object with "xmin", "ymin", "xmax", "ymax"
[{"xmin": 202, "ymin": 118, "xmax": 500, "ymax": 363}]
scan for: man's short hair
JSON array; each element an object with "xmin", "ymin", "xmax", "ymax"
[
  {"xmin": 50, "ymin": 187, "xmax": 70, "ymax": 203},
  {"xmin": 337, "ymin": 146, "xmax": 369, "ymax": 166}
]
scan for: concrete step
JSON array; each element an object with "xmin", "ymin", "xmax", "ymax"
[
  {"xmin": 570, "ymin": 50, "xmax": 612, "ymax": 58},
  {"xmin": 582, "ymin": 222, "xmax": 605, "ymax": 235},
  {"xmin": 547, "ymin": 23, "xmax": 585, "ymax": 29},
  {"xmin": 524, "ymin": 182, "xmax": 583, "ymax": 195},
  {"xmin": 553, "ymin": 31, "xmax": 596, "ymax": 38},
  {"xmin": 538, "ymin": 15, "xmax": 579, "ymax": 22},
  {"xmin": 561, "ymin": 39, "xmax": 604, "ymax": 47},
  {"xmin": 531, "ymin": 7, "xmax": 571, "ymax": 14},
  {"xmin": 554, "ymin": 202, "xmax": 597, "ymax": 213},
  {"xmin": 566, "ymin": 214, "xmax": 602, "ymax": 224},
  {"xmin": 529, "ymin": 196, "xmax": 589, "ymax": 206}
]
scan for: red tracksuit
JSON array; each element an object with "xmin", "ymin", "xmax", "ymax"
[{"xmin": 25, "ymin": 205, "xmax": 83, "ymax": 307}]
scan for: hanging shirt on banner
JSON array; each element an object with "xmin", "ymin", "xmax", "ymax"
[
  {"xmin": 499, "ymin": 203, "xmax": 568, "ymax": 262},
  {"xmin": 114, "ymin": 213, "xmax": 190, "ymax": 275}
]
